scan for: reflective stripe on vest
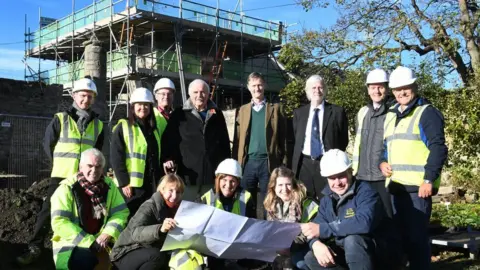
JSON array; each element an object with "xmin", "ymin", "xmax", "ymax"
[
  {"xmin": 153, "ymin": 107, "xmax": 168, "ymax": 138},
  {"xmin": 51, "ymin": 112, "xmax": 103, "ymax": 178},
  {"xmin": 169, "ymin": 249, "xmax": 204, "ymax": 270},
  {"xmin": 352, "ymin": 106, "xmax": 369, "ymax": 175},
  {"xmin": 383, "ymin": 104, "xmax": 439, "ymax": 188},
  {"xmin": 202, "ymin": 189, "xmax": 251, "ymax": 216},
  {"xmin": 300, "ymin": 199, "xmax": 319, "ymax": 223},
  {"xmin": 115, "ymin": 119, "xmax": 161, "ymax": 188}
]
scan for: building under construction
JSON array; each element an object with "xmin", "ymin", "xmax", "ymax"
[{"xmin": 25, "ymin": 0, "xmax": 287, "ymax": 122}]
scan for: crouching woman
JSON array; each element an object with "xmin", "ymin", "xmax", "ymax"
[
  {"xmin": 264, "ymin": 166, "xmax": 318, "ymax": 270},
  {"xmin": 110, "ymin": 174, "xmax": 185, "ymax": 270}
]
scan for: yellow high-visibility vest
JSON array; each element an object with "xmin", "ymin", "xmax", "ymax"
[
  {"xmin": 352, "ymin": 106, "xmax": 369, "ymax": 175},
  {"xmin": 113, "ymin": 119, "xmax": 161, "ymax": 187},
  {"xmin": 51, "ymin": 112, "xmax": 103, "ymax": 178},
  {"xmin": 201, "ymin": 189, "xmax": 252, "ymax": 216},
  {"xmin": 153, "ymin": 107, "xmax": 168, "ymax": 138},
  {"xmin": 50, "ymin": 175, "xmax": 129, "ymax": 269},
  {"xmin": 300, "ymin": 198, "xmax": 319, "ymax": 223},
  {"xmin": 169, "ymin": 249, "xmax": 204, "ymax": 270},
  {"xmin": 383, "ymin": 104, "xmax": 440, "ymax": 188}
]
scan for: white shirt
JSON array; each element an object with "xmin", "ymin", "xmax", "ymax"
[
  {"xmin": 252, "ymin": 99, "xmax": 266, "ymax": 112},
  {"xmin": 302, "ymin": 101, "xmax": 325, "ymax": 156}
]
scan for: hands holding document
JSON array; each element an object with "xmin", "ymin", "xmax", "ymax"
[{"xmin": 161, "ymin": 201, "xmax": 301, "ymax": 262}]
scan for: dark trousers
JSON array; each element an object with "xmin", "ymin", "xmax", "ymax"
[
  {"xmin": 242, "ymin": 158, "xmax": 269, "ymax": 219},
  {"xmin": 68, "ymin": 247, "xmax": 99, "ymax": 270},
  {"xmin": 114, "ymin": 247, "xmax": 167, "ymax": 270},
  {"xmin": 298, "ymin": 155, "xmax": 326, "ymax": 200},
  {"xmin": 392, "ymin": 192, "xmax": 432, "ymax": 270},
  {"xmin": 122, "ymin": 173, "xmax": 156, "ymax": 218},
  {"xmin": 363, "ymin": 180, "xmax": 393, "ymax": 218},
  {"xmin": 304, "ymin": 235, "xmax": 375, "ymax": 270},
  {"xmin": 30, "ymin": 177, "xmax": 63, "ymax": 247}
]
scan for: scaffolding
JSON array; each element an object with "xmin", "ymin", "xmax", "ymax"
[{"xmin": 25, "ymin": 0, "xmax": 286, "ymax": 122}]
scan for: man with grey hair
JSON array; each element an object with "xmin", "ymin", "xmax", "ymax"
[
  {"xmin": 291, "ymin": 75, "xmax": 348, "ymax": 199},
  {"xmin": 50, "ymin": 148, "xmax": 129, "ymax": 269},
  {"xmin": 162, "ymin": 79, "xmax": 231, "ymax": 200}
]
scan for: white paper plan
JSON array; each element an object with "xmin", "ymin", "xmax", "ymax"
[{"xmin": 161, "ymin": 201, "xmax": 301, "ymax": 262}]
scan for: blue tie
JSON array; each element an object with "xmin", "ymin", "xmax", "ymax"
[{"xmin": 310, "ymin": 108, "xmax": 322, "ymax": 159}]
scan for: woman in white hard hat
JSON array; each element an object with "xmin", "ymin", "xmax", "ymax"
[
  {"xmin": 111, "ymin": 87, "xmax": 163, "ymax": 216},
  {"xmin": 263, "ymin": 166, "xmax": 318, "ymax": 270},
  {"xmin": 200, "ymin": 158, "xmax": 255, "ymax": 269},
  {"xmin": 111, "ymin": 174, "xmax": 193, "ymax": 270}
]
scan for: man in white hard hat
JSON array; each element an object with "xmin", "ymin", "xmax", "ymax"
[
  {"xmin": 232, "ymin": 72, "xmax": 288, "ymax": 219},
  {"xmin": 292, "ymin": 75, "xmax": 349, "ymax": 200},
  {"xmin": 17, "ymin": 77, "xmax": 105, "ymax": 265},
  {"xmin": 380, "ymin": 66, "xmax": 447, "ymax": 270},
  {"xmin": 153, "ymin": 78, "xmax": 175, "ymax": 136},
  {"xmin": 300, "ymin": 149, "xmax": 398, "ymax": 270},
  {"xmin": 351, "ymin": 68, "xmax": 393, "ymax": 218},
  {"xmin": 162, "ymin": 79, "xmax": 231, "ymax": 201}
]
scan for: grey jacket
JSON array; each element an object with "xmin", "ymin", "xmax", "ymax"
[
  {"xmin": 356, "ymin": 103, "xmax": 387, "ymax": 181},
  {"xmin": 110, "ymin": 192, "xmax": 170, "ymax": 261}
]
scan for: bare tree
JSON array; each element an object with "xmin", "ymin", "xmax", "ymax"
[{"xmin": 295, "ymin": 0, "xmax": 480, "ymax": 85}]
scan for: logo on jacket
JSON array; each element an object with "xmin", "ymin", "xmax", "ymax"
[{"xmin": 345, "ymin": 208, "xmax": 355, "ymax": 218}]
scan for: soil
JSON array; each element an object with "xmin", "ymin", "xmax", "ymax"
[
  {"xmin": 0, "ymin": 178, "xmax": 54, "ymax": 270},
  {"xmin": 0, "ymin": 179, "xmax": 479, "ymax": 270}
]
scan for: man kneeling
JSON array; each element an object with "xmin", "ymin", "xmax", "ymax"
[
  {"xmin": 50, "ymin": 148, "xmax": 129, "ymax": 270},
  {"xmin": 301, "ymin": 149, "xmax": 396, "ymax": 270}
]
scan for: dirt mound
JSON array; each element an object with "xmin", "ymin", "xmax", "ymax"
[{"xmin": 0, "ymin": 178, "xmax": 54, "ymax": 269}]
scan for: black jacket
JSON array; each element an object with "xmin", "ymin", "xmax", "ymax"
[
  {"xmin": 110, "ymin": 192, "xmax": 172, "ymax": 262},
  {"xmin": 44, "ymin": 106, "xmax": 104, "ymax": 161},
  {"xmin": 383, "ymin": 97, "xmax": 448, "ymax": 193},
  {"xmin": 161, "ymin": 99, "xmax": 231, "ymax": 189},
  {"xmin": 291, "ymin": 102, "xmax": 349, "ymax": 174},
  {"xmin": 110, "ymin": 119, "xmax": 161, "ymax": 190},
  {"xmin": 356, "ymin": 103, "xmax": 388, "ymax": 181}
]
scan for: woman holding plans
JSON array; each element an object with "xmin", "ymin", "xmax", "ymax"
[
  {"xmin": 264, "ymin": 166, "xmax": 319, "ymax": 270},
  {"xmin": 110, "ymin": 174, "xmax": 204, "ymax": 270},
  {"xmin": 200, "ymin": 158, "xmax": 256, "ymax": 269}
]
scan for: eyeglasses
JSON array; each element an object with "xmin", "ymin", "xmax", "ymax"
[{"xmin": 155, "ymin": 93, "xmax": 173, "ymax": 97}]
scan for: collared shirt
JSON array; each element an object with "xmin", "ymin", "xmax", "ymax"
[
  {"xmin": 302, "ymin": 101, "xmax": 325, "ymax": 156},
  {"xmin": 252, "ymin": 99, "xmax": 267, "ymax": 112},
  {"xmin": 157, "ymin": 106, "xmax": 171, "ymax": 120}
]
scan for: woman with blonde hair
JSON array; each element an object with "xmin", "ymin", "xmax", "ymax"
[
  {"xmin": 110, "ymin": 174, "xmax": 187, "ymax": 270},
  {"xmin": 264, "ymin": 166, "xmax": 319, "ymax": 270}
]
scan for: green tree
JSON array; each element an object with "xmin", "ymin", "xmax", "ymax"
[{"xmin": 296, "ymin": 0, "xmax": 480, "ymax": 86}]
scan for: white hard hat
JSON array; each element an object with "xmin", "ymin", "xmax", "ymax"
[
  {"xmin": 366, "ymin": 68, "xmax": 389, "ymax": 85},
  {"xmin": 154, "ymin": 78, "xmax": 176, "ymax": 93},
  {"xmin": 389, "ymin": 66, "xmax": 417, "ymax": 89},
  {"xmin": 72, "ymin": 78, "xmax": 97, "ymax": 95},
  {"xmin": 320, "ymin": 149, "xmax": 352, "ymax": 178},
  {"xmin": 215, "ymin": 159, "xmax": 242, "ymax": 179},
  {"xmin": 129, "ymin": 87, "xmax": 154, "ymax": 104}
]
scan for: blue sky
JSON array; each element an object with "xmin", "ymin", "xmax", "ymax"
[{"xmin": 0, "ymin": 0, "xmax": 338, "ymax": 81}]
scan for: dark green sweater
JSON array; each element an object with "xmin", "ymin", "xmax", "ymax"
[{"xmin": 248, "ymin": 107, "xmax": 268, "ymax": 159}]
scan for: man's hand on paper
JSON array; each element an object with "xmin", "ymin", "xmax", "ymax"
[
  {"xmin": 160, "ymin": 218, "xmax": 178, "ymax": 233},
  {"xmin": 300, "ymin": 222, "xmax": 320, "ymax": 239},
  {"xmin": 312, "ymin": 240, "xmax": 336, "ymax": 267}
]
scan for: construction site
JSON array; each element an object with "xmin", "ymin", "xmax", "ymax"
[{"xmin": 0, "ymin": 1, "xmax": 287, "ymax": 269}]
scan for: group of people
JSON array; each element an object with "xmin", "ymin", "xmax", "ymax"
[{"xmin": 15, "ymin": 66, "xmax": 447, "ymax": 270}]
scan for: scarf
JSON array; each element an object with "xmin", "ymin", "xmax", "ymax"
[
  {"xmin": 267, "ymin": 199, "xmax": 302, "ymax": 223},
  {"xmin": 157, "ymin": 106, "xmax": 171, "ymax": 120},
  {"xmin": 72, "ymin": 102, "xmax": 91, "ymax": 133},
  {"xmin": 162, "ymin": 193, "xmax": 180, "ymax": 217},
  {"xmin": 77, "ymin": 172, "xmax": 108, "ymax": 219}
]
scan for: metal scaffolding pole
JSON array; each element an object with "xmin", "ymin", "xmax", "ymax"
[{"xmin": 174, "ymin": 23, "xmax": 187, "ymax": 104}]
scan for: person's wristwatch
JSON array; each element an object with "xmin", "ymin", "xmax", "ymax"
[{"xmin": 424, "ymin": 179, "xmax": 432, "ymax": 185}]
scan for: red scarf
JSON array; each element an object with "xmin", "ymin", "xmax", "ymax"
[
  {"xmin": 157, "ymin": 106, "xmax": 171, "ymax": 120},
  {"xmin": 77, "ymin": 172, "xmax": 108, "ymax": 219}
]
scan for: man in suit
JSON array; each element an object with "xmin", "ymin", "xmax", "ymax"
[
  {"xmin": 232, "ymin": 72, "xmax": 288, "ymax": 218},
  {"xmin": 292, "ymin": 75, "xmax": 349, "ymax": 199}
]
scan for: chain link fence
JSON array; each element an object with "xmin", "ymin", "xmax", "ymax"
[{"xmin": 0, "ymin": 114, "xmax": 52, "ymax": 189}]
